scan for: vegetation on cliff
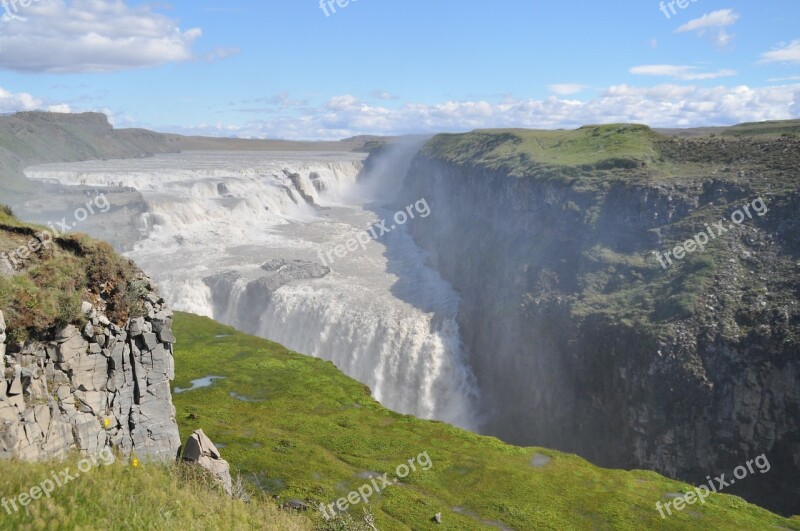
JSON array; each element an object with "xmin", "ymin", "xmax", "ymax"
[
  {"xmin": 0, "ymin": 208, "xmax": 147, "ymax": 343},
  {"xmin": 406, "ymin": 121, "xmax": 800, "ymax": 515},
  {"xmin": 420, "ymin": 123, "xmax": 800, "ymax": 333}
]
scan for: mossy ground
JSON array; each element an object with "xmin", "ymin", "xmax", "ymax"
[{"xmin": 169, "ymin": 312, "xmax": 800, "ymax": 530}]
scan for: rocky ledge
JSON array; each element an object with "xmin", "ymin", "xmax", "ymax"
[{"xmin": 0, "ymin": 278, "xmax": 181, "ymax": 461}]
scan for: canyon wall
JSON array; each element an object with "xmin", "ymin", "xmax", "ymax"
[{"xmin": 390, "ymin": 134, "xmax": 800, "ymax": 515}]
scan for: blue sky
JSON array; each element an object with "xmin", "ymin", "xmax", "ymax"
[{"xmin": 0, "ymin": 0, "xmax": 798, "ymax": 139}]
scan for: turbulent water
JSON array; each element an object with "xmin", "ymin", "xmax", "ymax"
[{"xmin": 25, "ymin": 151, "xmax": 481, "ymax": 430}]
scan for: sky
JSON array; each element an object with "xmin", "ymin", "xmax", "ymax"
[{"xmin": 0, "ymin": 0, "xmax": 798, "ymax": 140}]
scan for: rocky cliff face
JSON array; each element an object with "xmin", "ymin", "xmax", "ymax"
[
  {"xmin": 0, "ymin": 277, "xmax": 181, "ymax": 461},
  {"xmin": 390, "ymin": 133, "xmax": 800, "ymax": 515}
]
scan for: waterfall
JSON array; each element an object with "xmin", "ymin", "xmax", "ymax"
[{"xmin": 25, "ymin": 150, "xmax": 482, "ymax": 431}]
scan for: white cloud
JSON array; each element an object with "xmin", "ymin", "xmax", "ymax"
[
  {"xmin": 156, "ymin": 83, "xmax": 800, "ymax": 140},
  {"xmin": 768, "ymin": 75, "xmax": 800, "ymax": 82},
  {"xmin": 205, "ymin": 47, "xmax": 241, "ymax": 63},
  {"xmin": 0, "ymin": 87, "xmax": 72, "ymax": 114},
  {"xmin": 371, "ymin": 90, "xmax": 399, "ymax": 100},
  {"xmin": 0, "ymin": 0, "xmax": 205, "ymax": 73},
  {"xmin": 676, "ymin": 9, "xmax": 739, "ymax": 33},
  {"xmin": 548, "ymin": 84, "xmax": 589, "ymax": 95},
  {"xmin": 676, "ymin": 9, "xmax": 739, "ymax": 48},
  {"xmin": 630, "ymin": 65, "xmax": 737, "ymax": 80},
  {"xmin": 759, "ymin": 40, "xmax": 800, "ymax": 64}
]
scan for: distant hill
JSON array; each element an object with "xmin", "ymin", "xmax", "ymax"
[{"xmin": 0, "ymin": 111, "xmax": 378, "ymax": 197}]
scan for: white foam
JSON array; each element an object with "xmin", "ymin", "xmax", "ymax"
[{"xmin": 27, "ymin": 151, "xmax": 481, "ymax": 430}]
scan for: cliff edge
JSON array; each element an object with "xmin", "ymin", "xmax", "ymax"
[
  {"xmin": 386, "ymin": 123, "xmax": 800, "ymax": 515},
  {"xmin": 0, "ymin": 209, "xmax": 180, "ymax": 461}
]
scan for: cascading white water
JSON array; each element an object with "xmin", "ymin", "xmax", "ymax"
[{"xmin": 25, "ymin": 151, "xmax": 481, "ymax": 430}]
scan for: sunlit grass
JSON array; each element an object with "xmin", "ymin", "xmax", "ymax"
[{"xmin": 170, "ymin": 312, "xmax": 800, "ymax": 530}]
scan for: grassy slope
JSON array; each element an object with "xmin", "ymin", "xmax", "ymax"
[
  {"xmin": 423, "ymin": 125, "xmax": 660, "ymax": 173},
  {"xmin": 170, "ymin": 312, "xmax": 800, "ymax": 530},
  {"xmin": 722, "ymin": 119, "xmax": 800, "ymax": 137},
  {"xmin": 0, "ymin": 457, "xmax": 310, "ymax": 530},
  {"xmin": 422, "ymin": 121, "xmax": 800, "ymax": 189}
]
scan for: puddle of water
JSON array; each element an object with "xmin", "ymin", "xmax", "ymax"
[
  {"xmin": 453, "ymin": 507, "xmax": 515, "ymax": 531},
  {"xmin": 251, "ymin": 474, "xmax": 286, "ymax": 494},
  {"xmin": 530, "ymin": 453, "xmax": 551, "ymax": 468},
  {"xmin": 229, "ymin": 391, "xmax": 263, "ymax": 403},
  {"xmin": 174, "ymin": 375, "xmax": 225, "ymax": 394}
]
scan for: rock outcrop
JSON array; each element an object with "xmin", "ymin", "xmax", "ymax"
[
  {"xmin": 0, "ymin": 278, "xmax": 181, "ymax": 462},
  {"xmin": 181, "ymin": 429, "xmax": 232, "ymax": 495},
  {"xmin": 205, "ymin": 260, "xmax": 330, "ymax": 334}
]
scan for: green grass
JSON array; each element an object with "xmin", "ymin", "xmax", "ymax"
[
  {"xmin": 422, "ymin": 125, "xmax": 661, "ymax": 175},
  {"xmin": 0, "ymin": 209, "xmax": 147, "ymax": 342},
  {"xmin": 0, "ymin": 455, "xmax": 311, "ymax": 530},
  {"xmin": 722, "ymin": 119, "xmax": 800, "ymax": 137},
  {"xmin": 170, "ymin": 312, "xmax": 800, "ymax": 530}
]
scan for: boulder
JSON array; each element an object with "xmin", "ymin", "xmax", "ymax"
[
  {"xmin": 33, "ymin": 405, "xmax": 51, "ymax": 439},
  {"xmin": 182, "ymin": 429, "xmax": 232, "ymax": 495},
  {"xmin": 0, "ymin": 401, "xmax": 18, "ymax": 423},
  {"xmin": 76, "ymin": 391, "xmax": 106, "ymax": 415}
]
